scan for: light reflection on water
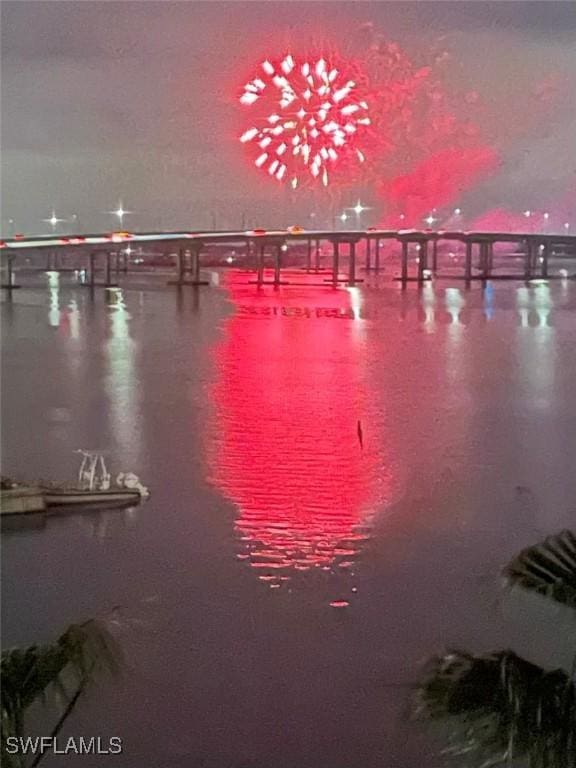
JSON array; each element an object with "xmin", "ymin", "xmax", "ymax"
[
  {"xmin": 206, "ymin": 275, "xmax": 397, "ymax": 593},
  {"xmin": 104, "ymin": 287, "xmax": 142, "ymax": 469},
  {"xmin": 2, "ymin": 273, "xmax": 576, "ymax": 768}
]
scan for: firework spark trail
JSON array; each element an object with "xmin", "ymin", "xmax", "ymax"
[{"xmin": 239, "ymin": 54, "xmax": 372, "ymax": 189}]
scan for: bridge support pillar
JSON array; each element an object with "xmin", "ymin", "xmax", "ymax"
[
  {"xmin": 306, "ymin": 239, "xmax": 312, "ymax": 272},
  {"xmin": 348, "ymin": 241, "xmax": 357, "ymax": 285},
  {"xmin": 257, "ymin": 243, "xmax": 265, "ymax": 286},
  {"xmin": 432, "ymin": 239, "xmax": 438, "ymax": 275},
  {"xmin": 314, "ymin": 239, "xmax": 321, "ymax": 271},
  {"xmin": 332, "ymin": 240, "xmax": 340, "ymax": 288},
  {"xmin": 1, "ymin": 254, "xmax": 20, "ymax": 290},
  {"xmin": 417, "ymin": 241, "xmax": 428, "ymax": 282},
  {"xmin": 176, "ymin": 246, "xmax": 186, "ymax": 283},
  {"xmin": 274, "ymin": 244, "xmax": 282, "ymax": 288},
  {"xmin": 401, "ymin": 241, "xmax": 409, "ymax": 283},
  {"xmin": 465, "ymin": 241, "xmax": 473, "ymax": 283},
  {"xmin": 524, "ymin": 239, "xmax": 533, "ymax": 281},
  {"xmin": 541, "ymin": 241, "xmax": 550, "ymax": 278},
  {"xmin": 365, "ymin": 237, "xmax": 371, "ymax": 270},
  {"xmin": 375, "ymin": 238, "xmax": 381, "ymax": 272},
  {"xmin": 104, "ymin": 251, "xmax": 117, "ymax": 287},
  {"xmin": 88, "ymin": 252, "xmax": 96, "ymax": 286},
  {"xmin": 168, "ymin": 242, "xmax": 208, "ymax": 286}
]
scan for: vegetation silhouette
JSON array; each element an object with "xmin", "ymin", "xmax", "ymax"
[
  {"xmin": 416, "ymin": 530, "xmax": 576, "ymax": 767},
  {"xmin": 1, "ymin": 618, "xmax": 122, "ymax": 768}
]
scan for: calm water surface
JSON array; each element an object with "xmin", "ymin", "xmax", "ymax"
[{"xmin": 2, "ymin": 271, "xmax": 576, "ymax": 767}]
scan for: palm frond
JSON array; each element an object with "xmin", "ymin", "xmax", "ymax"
[
  {"xmin": 504, "ymin": 530, "xmax": 576, "ymax": 609},
  {"xmin": 415, "ymin": 649, "xmax": 576, "ymax": 767},
  {"xmin": 1, "ymin": 618, "xmax": 122, "ymax": 756}
]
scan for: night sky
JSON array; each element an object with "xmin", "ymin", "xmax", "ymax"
[{"xmin": 2, "ymin": 1, "xmax": 575, "ymax": 234}]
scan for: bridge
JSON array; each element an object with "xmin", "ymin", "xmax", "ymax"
[{"xmin": 1, "ymin": 228, "xmax": 575, "ymax": 290}]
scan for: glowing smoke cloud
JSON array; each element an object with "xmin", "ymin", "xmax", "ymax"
[{"xmin": 239, "ymin": 54, "xmax": 371, "ymax": 189}]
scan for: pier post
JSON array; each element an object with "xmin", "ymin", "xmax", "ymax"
[
  {"xmin": 348, "ymin": 241, "xmax": 357, "ymax": 285},
  {"xmin": 314, "ymin": 239, "xmax": 320, "ymax": 271},
  {"xmin": 306, "ymin": 239, "xmax": 312, "ymax": 272},
  {"xmin": 375, "ymin": 238, "xmax": 381, "ymax": 272},
  {"xmin": 401, "ymin": 240, "xmax": 409, "ymax": 283},
  {"xmin": 465, "ymin": 240, "xmax": 473, "ymax": 283},
  {"xmin": 365, "ymin": 237, "xmax": 371, "ymax": 270},
  {"xmin": 274, "ymin": 243, "xmax": 282, "ymax": 288},
  {"xmin": 89, "ymin": 252, "xmax": 96, "ymax": 287},
  {"xmin": 332, "ymin": 240, "xmax": 340, "ymax": 287}
]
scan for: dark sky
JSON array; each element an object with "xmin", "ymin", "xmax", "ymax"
[{"xmin": 2, "ymin": 1, "xmax": 575, "ymax": 234}]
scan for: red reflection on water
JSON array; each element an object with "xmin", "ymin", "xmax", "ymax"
[{"xmin": 206, "ymin": 273, "xmax": 394, "ymax": 587}]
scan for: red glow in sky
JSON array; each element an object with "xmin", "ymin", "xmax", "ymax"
[{"xmin": 380, "ymin": 146, "xmax": 499, "ymax": 225}]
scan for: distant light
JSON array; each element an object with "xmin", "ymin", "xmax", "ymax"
[
  {"xmin": 226, "ymin": 256, "xmax": 234, "ymax": 264},
  {"xmin": 280, "ymin": 243, "xmax": 288, "ymax": 252},
  {"xmin": 108, "ymin": 202, "xmax": 131, "ymax": 223},
  {"xmin": 43, "ymin": 210, "xmax": 65, "ymax": 229},
  {"xmin": 340, "ymin": 212, "xmax": 348, "ymax": 222},
  {"xmin": 560, "ymin": 269, "xmax": 568, "ymax": 278},
  {"xmin": 524, "ymin": 210, "xmax": 531, "ymax": 217},
  {"xmin": 124, "ymin": 246, "xmax": 132, "ymax": 255},
  {"xmin": 543, "ymin": 212, "xmax": 550, "ymax": 220},
  {"xmin": 564, "ymin": 222, "xmax": 570, "ymax": 230},
  {"xmin": 399, "ymin": 214, "xmax": 405, "ymax": 220},
  {"xmin": 454, "ymin": 208, "xmax": 461, "ymax": 215},
  {"xmin": 351, "ymin": 199, "xmax": 370, "ymax": 216},
  {"xmin": 425, "ymin": 215, "xmax": 435, "ymax": 226}
]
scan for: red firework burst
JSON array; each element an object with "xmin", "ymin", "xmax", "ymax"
[{"xmin": 239, "ymin": 54, "xmax": 371, "ymax": 189}]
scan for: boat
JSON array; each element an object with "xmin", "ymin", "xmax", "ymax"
[
  {"xmin": 0, "ymin": 477, "xmax": 46, "ymax": 515},
  {"xmin": 41, "ymin": 451, "xmax": 149, "ymax": 509}
]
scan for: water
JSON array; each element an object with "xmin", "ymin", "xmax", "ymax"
[{"xmin": 2, "ymin": 271, "xmax": 576, "ymax": 767}]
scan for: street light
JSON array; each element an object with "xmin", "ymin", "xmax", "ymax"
[
  {"xmin": 108, "ymin": 202, "xmax": 131, "ymax": 229},
  {"xmin": 348, "ymin": 200, "xmax": 370, "ymax": 218},
  {"xmin": 42, "ymin": 211, "xmax": 66, "ymax": 233}
]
